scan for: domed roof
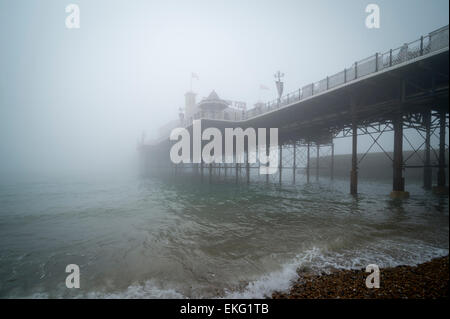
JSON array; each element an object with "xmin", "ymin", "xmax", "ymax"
[
  {"xmin": 198, "ymin": 90, "xmax": 229, "ymax": 111},
  {"xmin": 207, "ymin": 90, "xmax": 220, "ymax": 100}
]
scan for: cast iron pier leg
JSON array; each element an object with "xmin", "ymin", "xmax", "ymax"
[
  {"xmin": 293, "ymin": 144, "xmax": 296, "ymax": 184},
  {"xmin": 279, "ymin": 145, "xmax": 282, "ymax": 184},
  {"xmin": 316, "ymin": 144, "xmax": 320, "ymax": 181},
  {"xmin": 307, "ymin": 142, "xmax": 310, "ymax": 183},
  {"xmin": 209, "ymin": 163, "xmax": 212, "ymax": 183},
  {"xmin": 435, "ymin": 109, "xmax": 448, "ymax": 194},
  {"xmin": 246, "ymin": 151, "xmax": 250, "ymax": 184},
  {"xmin": 331, "ymin": 142, "xmax": 335, "ymax": 181},
  {"xmin": 423, "ymin": 110, "xmax": 432, "ymax": 190},
  {"xmin": 200, "ymin": 161, "xmax": 204, "ymax": 183},
  {"xmin": 350, "ymin": 121, "xmax": 358, "ymax": 195},
  {"xmin": 391, "ymin": 112, "xmax": 409, "ymax": 198}
]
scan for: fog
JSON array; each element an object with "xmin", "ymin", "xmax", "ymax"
[{"xmin": 0, "ymin": 0, "xmax": 448, "ymax": 181}]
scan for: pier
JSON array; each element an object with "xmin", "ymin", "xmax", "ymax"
[{"xmin": 140, "ymin": 25, "xmax": 449, "ymax": 197}]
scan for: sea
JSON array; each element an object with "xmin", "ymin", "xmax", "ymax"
[{"xmin": 0, "ymin": 172, "xmax": 448, "ymax": 298}]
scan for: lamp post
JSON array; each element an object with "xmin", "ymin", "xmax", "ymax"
[
  {"xmin": 178, "ymin": 107, "xmax": 185, "ymax": 125},
  {"xmin": 274, "ymin": 71, "xmax": 284, "ymax": 107}
]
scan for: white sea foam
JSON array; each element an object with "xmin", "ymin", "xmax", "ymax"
[
  {"xmin": 19, "ymin": 242, "xmax": 447, "ymax": 299},
  {"xmin": 223, "ymin": 247, "xmax": 324, "ymax": 299},
  {"xmin": 84, "ymin": 280, "xmax": 186, "ymax": 299},
  {"xmin": 222, "ymin": 241, "xmax": 448, "ymax": 299}
]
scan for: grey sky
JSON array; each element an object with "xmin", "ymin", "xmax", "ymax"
[{"xmin": 0, "ymin": 0, "xmax": 448, "ymax": 179}]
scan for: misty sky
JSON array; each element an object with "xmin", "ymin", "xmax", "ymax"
[{"xmin": 0, "ymin": 0, "xmax": 448, "ymax": 179}]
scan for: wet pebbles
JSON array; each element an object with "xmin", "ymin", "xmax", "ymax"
[{"xmin": 272, "ymin": 256, "xmax": 449, "ymax": 299}]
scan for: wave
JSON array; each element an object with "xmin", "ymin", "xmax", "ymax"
[
  {"xmin": 222, "ymin": 242, "xmax": 448, "ymax": 299},
  {"xmin": 19, "ymin": 241, "xmax": 448, "ymax": 299},
  {"xmin": 84, "ymin": 280, "xmax": 186, "ymax": 299}
]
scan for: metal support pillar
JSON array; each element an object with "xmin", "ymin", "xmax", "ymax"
[
  {"xmin": 257, "ymin": 148, "xmax": 260, "ymax": 176},
  {"xmin": 209, "ymin": 163, "xmax": 212, "ymax": 183},
  {"xmin": 293, "ymin": 144, "xmax": 296, "ymax": 183},
  {"xmin": 246, "ymin": 151, "xmax": 250, "ymax": 184},
  {"xmin": 306, "ymin": 142, "xmax": 310, "ymax": 183},
  {"xmin": 316, "ymin": 144, "xmax": 320, "ymax": 181},
  {"xmin": 194, "ymin": 163, "xmax": 199, "ymax": 177},
  {"xmin": 350, "ymin": 121, "xmax": 358, "ymax": 195},
  {"xmin": 239, "ymin": 152, "xmax": 243, "ymax": 178},
  {"xmin": 423, "ymin": 110, "xmax": 432, "ymax": 190},
  {"xmin": 331, "ymin": 142, "xmax": 335, "ymax": 180},
  {"xmin": 279, "ymin": 145, "xmax": 282, "ymax": 184},
  {"xmin": 390, "ymin": 80, "xmax": 409, "ymax": 198},
  {"xmin": 235, "ymin": 157, "xmax": 239, "ymax": 184},
  {"xmin": 200, "ymin": 161, "xmax": 204, "ymax": 183},
  {"xmin": 265, "ymin": 145, "xmax": 269, "ymax": 183},
  {"xmin": 437, "ymin": 109, "xmax": 447, "ymax": 188},
  {"xmin": 391, "ymin": 112, "xmax": 409, "ymax": 198}
]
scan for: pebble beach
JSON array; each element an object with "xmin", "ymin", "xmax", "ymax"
[{"xmin": 272, "ymin": 256, "xmax": 449, "ymax": 299}]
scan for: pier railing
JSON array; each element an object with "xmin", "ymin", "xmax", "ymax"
[
  {"xmin": 245, "ymin": 25, "xmax": 449, "ymax": 119},
  {"xmin": 178, "ymin": 25, "xmax": 449, "ymax": 128}
]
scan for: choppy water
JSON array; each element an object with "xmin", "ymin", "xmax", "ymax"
[{"xmin": 0, "ymin": 174, "xmax": 448, "ymax": 298}]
